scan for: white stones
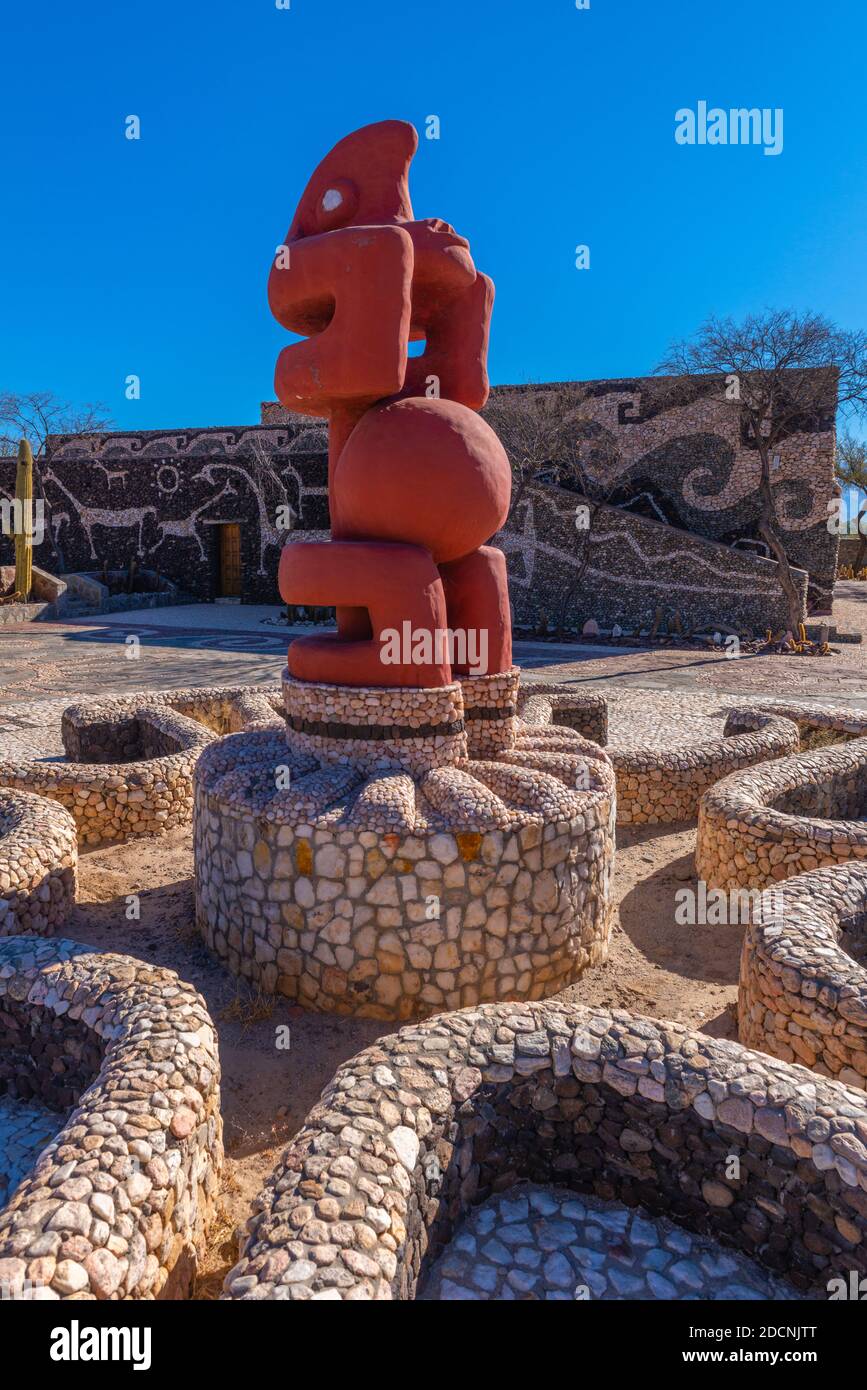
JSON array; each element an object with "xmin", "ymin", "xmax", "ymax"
[
  {"xmin": 387, "ymin": 1126, "xmax": 420, "ymax": 1171},
  {"xmin": 0, "ymin": 937, "xmax": 223, "ymax": 1302}
]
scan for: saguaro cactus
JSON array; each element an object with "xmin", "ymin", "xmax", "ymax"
[{"xmin": 14, "ymin": 438, "xmax": 34, "ymax": 602}]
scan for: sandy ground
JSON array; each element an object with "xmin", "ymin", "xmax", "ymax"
[{"xmin": 64, "ymin": 816, "xmax": 738, "ymax": 1296}]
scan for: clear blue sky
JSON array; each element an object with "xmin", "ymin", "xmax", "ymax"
[{"xmin": 1, "ymin": 0, "xmax": 865, "ymax": 432}]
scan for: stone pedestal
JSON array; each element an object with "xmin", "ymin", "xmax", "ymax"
[{"xmin": 194, "ymin": 671, "xmax": 616, "ymax": 1020}]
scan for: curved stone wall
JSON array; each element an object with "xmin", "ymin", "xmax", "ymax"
[
  {"xmin": 60, "ymin": 684, "xmax": 283, "ymax": 750},
  {"xmin": 223, "ymin": 1000, "xmax": 867, "ymax": 1300},
  {"xmin": 0, "ymin": 684, "xmax": 284, "ymax": 848},
  {"xmin": 610, "ymin": 710, "xmax": 800, "ymax": 825},
  {"xmin": 194, "ymin": 724, "xmax": 616, "ymax": 1020},
  {"xmin": 739, "ymin": 862, "xmax": 867, "ymax": 1086},
  {"xmin": 517, "ymin": 682, "xmax": 608, "ymax": 747},
  {"xmin": 697, "ymin": 735, "xmax": 867, "ymax": 891},
  {"xmin": 0, "ymin": 706, "xmax": 214, "ymax": 846},
  {"xmin": 517, "ymin": 687, "xmax": 801, "ymax": 825},
  {"xmin": 0, "ymin": 790, "xmax": 78, "ymax": 937},
  {"xmin": 0, "ymin": 937, "xmax": 222, "ymax": 1300}
]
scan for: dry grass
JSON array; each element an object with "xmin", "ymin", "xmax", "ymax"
[{"xmin": 218, "ymin": 984, "xmax": 276, "ymax": 1035}]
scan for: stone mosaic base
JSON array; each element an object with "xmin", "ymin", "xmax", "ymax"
[
  {"xmin": 419, "ymin": 1186, "xmax": 801, "ymax": 1301},
  {"xmin": 0, "ymin": 1096, "xmax": 59, "ymax": 1210},
  {"xmin": 194, "ymin": 720, "xmax": 616, "ymax": 1019}
]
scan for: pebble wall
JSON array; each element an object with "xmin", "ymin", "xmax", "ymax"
[
  {"xmin": 0, "ymin": 790, "xmax": 77, "ymax": 937},
  {"xmin": 740, "ymin": 862, "xmax": 867, "ymax": 1087},
  {"xmin": 0, "ymin": 937, "xmax": 222, "ymax": 1300},
  {"xmin": 697, "ymin": 731, "xmax": 867, "ymax": 892},
  {"xmin": 518, "ymin": 687, "xmax": 802, "ymax": 825},
  {"xmin": 0, "ymin": 685, "xmax": 282, "ymax": 847},
  {"xmin": 223, "ymin": 999, "xmax": 867, "ymax": 1300}
]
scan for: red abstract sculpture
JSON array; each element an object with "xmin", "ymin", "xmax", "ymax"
[{"xmin": 271, "ymin": 120, "xmax": 512, "ymax": 687}]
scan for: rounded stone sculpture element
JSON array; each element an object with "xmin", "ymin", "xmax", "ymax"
[
  {"xmin": 0, "ymin": 789, "xmax": 77, "ymax": 937},
  {"xmin": 335, "ymin": 396, "xmax": 511, "ymax": 564},
  {"xmin": 223, "ymin": 1000, "xmax": 867, "ymax": 1300},
  {"xmin": 739, "ymin": 861, "xmax": 867, "ymax": 1086},
  {"xmin": 697, "ymin": 731, "xmax": 867, "ymax": 891},
  {"xmin": 194, "ymin": 716, "xmax": 616, "ymax": 1020},
  {"xmin": 0, "ymin": 937, "xmax": 222, "ymax": 1300}
]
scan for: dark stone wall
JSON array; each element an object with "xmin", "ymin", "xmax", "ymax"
[
  {"xmin": 0, "ymin": 370, "xmax": 837, "ymax": 623},
  {"xmin": 0, "ymin": 420, "xmax": 329, "ymax": 605},
  {"xmin": 485, "ymin": 373, "xmax": 839, "ymax": 616},
  {"xmin": 497, "ymin": 482, "xmax": 809, "ymax": 635},
  {"xmin": 0, "ymin": 997, "xmax": 104, "ymax": 1112}
]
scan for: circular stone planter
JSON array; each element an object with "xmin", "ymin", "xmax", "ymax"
[
  {"xmin": 0, "ymin": 685, "xmax": 283, "ymax": 848},
  {"xmin": 0, "ymin": 790, "xmax": 77, "ymax": 937},
  {"xmin": 740, "ymin": 861, "xmax": 867, "ymax": 1086},
  {"xmin": 194, "ymin": 695, "xmax": 616, "ymax": 1020},
  {"xmin": 0, "ymin": 937, "xmax": 222, "ymax": 1300},
  {"xmin": 697, "ymin": 730, "xmax": 867, "ymax": 892},
  {"xmin": 518, "ymin": 688, "xmax": 801, "ymax": 825},
  {"xmin": 223, "ymin": 1000, "xmax": 867, "ymax": 1300},
  {"xmin": 0, "ymin": 704, "xmax": 215, "ymax": 846}
]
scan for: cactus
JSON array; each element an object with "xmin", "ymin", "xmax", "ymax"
[{"xmin": 13, "ymin": 439, "xmax": 34, "ymax": 602}]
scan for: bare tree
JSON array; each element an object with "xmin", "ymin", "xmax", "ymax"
[
  {"xmin": 0, "ymin": 391, "xmax": 113, "ymax": 571},
  {"xmin": 482, "ymin": 385, "xmax": 619, "ymax": 634},
  {"xmin": 836, "ymin": 431, "xmax": 867, "ymax": 572},
  {"xmin": 657, "ymin": 311, "xmax": 867, "ymax": 631}
]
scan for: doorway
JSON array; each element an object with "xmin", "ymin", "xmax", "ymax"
[{"xmin": 218, "ymin": 523, "xmax": 242, "ymax": 598}]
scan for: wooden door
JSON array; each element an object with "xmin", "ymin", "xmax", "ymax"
[{"xmin": 219, "ymin": 524, "xmax": 242, "ymax": 597}]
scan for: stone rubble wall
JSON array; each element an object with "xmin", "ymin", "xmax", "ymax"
[
  {"xmin": 697, "ymin": 732, "xmax": 867, "ymax": 891},
  {"xmin": 194, "ymin": 723, "xmax": 616, "ymax": 1020},
  {"xmin": 516, "ymin": 682, "xmax": 608, "ymax": 746},
  {"xmin": 223, "ymin": 999, "xmax": 867, "ymax": 1301},
  {"xmin": 0, "ymin": 706, "xmax": 214, "ymax": 846},
  {"xmin": 517, "ymin": 686, "xmax": 801, "ymax": 825},
  {"xmin": 0, "ymin": 937, "xmax": 222, "ymax": 1300},
  {"xmin": 610, "ymin": 711, "xmax": 801, "ymax": 825},
  {"xmin": 739, "ymin": 862, "xmax": 867, "ymax": 1087},
  {"xmin": 0, "ymin": 790, "xmax": 78, "ymax": 937},
  {"xmin": 0, "ymin": 685, "xmax": 282, "ymax": 847}
]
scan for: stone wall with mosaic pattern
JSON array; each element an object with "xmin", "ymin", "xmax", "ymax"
[{"xmin": 0, "ymin": 371, "xmax": 837, "ymax": 620}]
